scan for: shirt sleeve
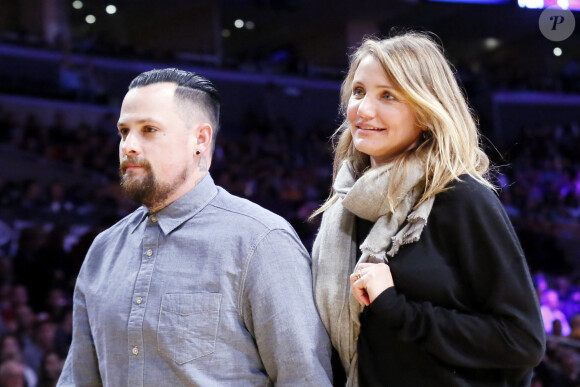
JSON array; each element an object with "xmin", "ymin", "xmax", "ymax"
[
  {"xmin": 241, "ymin": 228, "xmax": 333, "ymax": 386},
  {"xmin": 369, "ymin": 179, "xmax": 546, "ymax": 369},
  {"xmin": 57, "ymin": 261, "xmax": 102, "ymax": 386}
]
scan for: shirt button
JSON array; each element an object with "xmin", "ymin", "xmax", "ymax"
[
  {"xmin": 132, "ymin": 346, "xmax": 139, "ymax": 355},
  {"xmin": 146, "ymin": 249, "xmax": 153, "ymax": 257},
  {"xmin": 136, "ymin": 297, "xmax": 143, "ymax": 305},
  {"xmin": 150, "ymin": 215, "xmax": 157, "ymax": 223}
]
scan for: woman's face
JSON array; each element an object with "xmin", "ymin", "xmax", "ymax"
[{"xmin": 347, "ymin": 55, "xmax": 423, "ymax": 167}]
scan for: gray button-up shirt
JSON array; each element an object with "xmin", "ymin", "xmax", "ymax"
[{"xmin": 57, "ymin": 174, "xmax": 332, "ymax": 386}]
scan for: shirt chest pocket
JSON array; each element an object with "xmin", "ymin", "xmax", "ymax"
[{"xmin": 157, "ymin": 293, "xmax": 222, "ymax": 365}]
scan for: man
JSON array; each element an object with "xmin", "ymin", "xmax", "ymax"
[
  {"xmin": 0, "ymin": 360, "xmax": 26, "ymax": 387},
  {"xmin": 57, "ymin": 68, "xmax": 332, "ymax": 386}
]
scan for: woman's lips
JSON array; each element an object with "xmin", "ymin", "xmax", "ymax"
[{"xmin": 356, "ymin": 125, "xmax": 385, "ymax": 132}]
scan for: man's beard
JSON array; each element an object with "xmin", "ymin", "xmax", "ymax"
[{"xmin": 119, "ymin": 157, "xmax": 181, "ymax": 208}]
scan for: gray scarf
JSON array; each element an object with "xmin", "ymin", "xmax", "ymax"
[{"xmin": 312, "ymin": 156, "xmax": 434, "ymax": 386}]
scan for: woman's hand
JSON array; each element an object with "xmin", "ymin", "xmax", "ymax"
[{"xmin": 350, "ymin": 262, "xmax": 394, "ymax": 306}]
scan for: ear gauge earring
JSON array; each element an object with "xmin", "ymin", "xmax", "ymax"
[{"xmin": 195, "ymin": 150, "xmax": 201, "ymax": 155}]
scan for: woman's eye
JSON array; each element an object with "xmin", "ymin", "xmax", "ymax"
[
  {"xmin": 353, "ymin": 87, "xmax": 364, "ymax": 97},
  {"xmin": 383, "ymin": 92, "xmax": 396, "ymax": 101},
  {"xmin": 144, "ymin": 126, "xmax": 157, "ymax": 133}
]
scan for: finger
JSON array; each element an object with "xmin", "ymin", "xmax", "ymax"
[
  {"xmin": 350, "ymin": 269, "xmax": 364, "ymax": 283},
  {"xmin": 356, "ymin": 289, "xmax": 370, "ymax": 306},
  {"xmin": 351, "ymin": 279, "xmax": 370, "ymax": 306},
  {"xmin": 349, "ymin": 273, "xmax": 359, "ymax": 285},
  {"xmin": 352, "ymin": 286, "xmax": 368, "ymax": 306}
]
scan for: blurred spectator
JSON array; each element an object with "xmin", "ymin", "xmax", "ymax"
[
  {"xmin": 0, "ymin": 359, "xmax": 26, "ymax": 387},
  {"xmin": 570, "ymin": 314, "xmax": 580, "ymax": 340},
  {"xmin": 542, "ymin": 289, "xmax": 572, "ymax": 337},
  {"xmin": 51, "ymin": 309, "xmax": 71, "ymax": 360},
  {"xmin": 36, "ymin": 352, "xmax": 62, "ymax": 387},
  {"xmin": 555, "ymin": 349, "xmax": 580, "ymax": 387},
  {"xmin": 0, "ymin": 335, "xmax": 37, "ymax": 387},
  {"xmin": 13, "ymin": 306, "xmax": 41, "ymax": 375},
  {"xmin": 31, "ymin": 321, "xmax": 55, "ymax": 361}
]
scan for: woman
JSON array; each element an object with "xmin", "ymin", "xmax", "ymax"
[
  {"xmin": 312, "ymin": 31, "xmax": 545, "ymax": 386},
  {"xmin": 37, "ymin": 352, "xmax": 64, "ymax": 387}
]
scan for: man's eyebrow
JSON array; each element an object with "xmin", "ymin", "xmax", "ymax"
[{"xmin": 117, "ymin": 118, "xmax": 160, "ymax": 127}]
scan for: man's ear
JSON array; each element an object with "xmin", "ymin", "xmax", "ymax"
[{"xmin": 194, "ymin": 123, "xmax": 213, "ymax": 156}]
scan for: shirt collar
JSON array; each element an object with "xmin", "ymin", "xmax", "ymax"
[{"xmin": 130, "ymin": 174, "xmax": 218, "ymax": 235}]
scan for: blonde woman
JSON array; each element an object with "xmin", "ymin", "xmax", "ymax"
[{"xmin": 312, "ymin": 31, "xmax": 545, "ymax": 386}]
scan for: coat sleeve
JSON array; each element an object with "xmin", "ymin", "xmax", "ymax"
[
  {"xmin": 369, "ymin": 179, "xmax": 546, "ymax": 369},
  {"xmin": 241, "ymin": 228, "xmax": 333, "ymax": 386}
]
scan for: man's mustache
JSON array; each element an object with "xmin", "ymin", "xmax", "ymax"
[{"xmin": 120, "ymin": 157, "xmax": 149, "ymax": 173}]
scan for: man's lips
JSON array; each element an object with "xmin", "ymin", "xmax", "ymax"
[
  {"xmin": 120, "ymin": 156, "xmax": 148, "ymax": 172},
  {"xmin": 121, "ymin": 163, "xmax": 145, "ymax": 173}
]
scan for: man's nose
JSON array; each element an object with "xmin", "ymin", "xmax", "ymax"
[{"xmin": 120, "ymin": 131, "xmax": 141, "ymax": 156}]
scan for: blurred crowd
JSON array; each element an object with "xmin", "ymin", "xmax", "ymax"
[
  {"xmin": 2, "ymin": 25, "xmax": 580, "ymax": 109},
  {"xmin": 498, "ymin": 122, "xmax": 580, "ymax": 386}
]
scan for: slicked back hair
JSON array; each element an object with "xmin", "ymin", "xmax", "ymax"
[{"xmin": 128, "ymin": 68, "xmax": 221, "ymax": 149}]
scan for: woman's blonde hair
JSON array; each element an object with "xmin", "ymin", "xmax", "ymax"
[{"xmin": 313, "ymin": 31, "xmax": 493, "ymax": 217}]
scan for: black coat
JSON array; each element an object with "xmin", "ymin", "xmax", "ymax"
[{"xmin": 357, "ymin": 175, "xmax": 545, "ymax": 387}]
